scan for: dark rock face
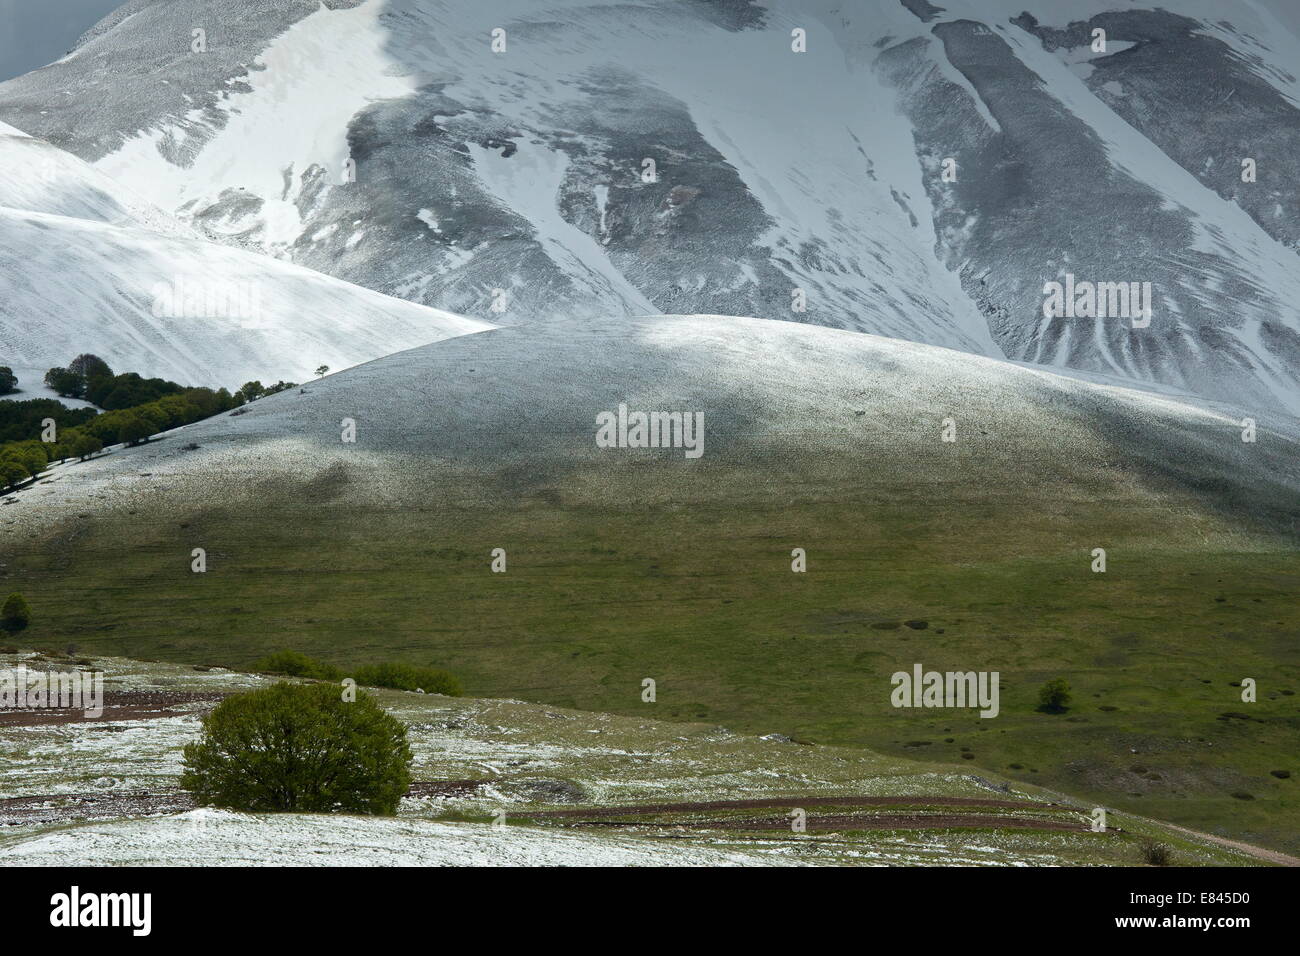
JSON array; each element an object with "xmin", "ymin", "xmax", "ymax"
[
  {"xmin": 1013, "ymin": 9, "xmax": 1300, "ymax": 253},
  {"xmin": 878, "ymin": 14, "xmax": 1300, "ymax": 412}
]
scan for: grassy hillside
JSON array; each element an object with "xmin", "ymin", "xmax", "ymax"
[
  {"xmin": 7, "ymin": 447, "xmax": 1297, "ymax": 854},
  {"xmin": 5, "ymin": 318, "xmax": 1297, "ymax": 856}
]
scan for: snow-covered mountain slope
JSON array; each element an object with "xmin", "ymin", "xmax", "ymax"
[
  {"xmin": 7, "ymin": 313, "xmax": 1298, "ymax": 539},
  {"xmin": 881, "ymin": 0, "xmax": 1300, "ymax": 412},
  {"xmin": 0, "ymin": 126, "xmax": 491, "ymax": 387},
  {"xmin": 2, "ymin": 0, "xmax": 1298, "ymax": 410},
  {"xmin": 7, "ymin": 0, "xmax": 995, "ymax": 358},
  {"xmin": 0, "ymin": 122, "xmax": 195, "ymax": 238}
]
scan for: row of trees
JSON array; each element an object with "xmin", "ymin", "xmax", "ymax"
[
  {"xmin": 0, "ymin": 383, "xmax": 240, "ymax": 489},
  {"xmin": 43, "ymin": 355, "xmax": 301, "ymax": 411},
  {"xmin": 45, "ymin": 354, "xmax": 189, "ymax": 410},
  {"xmin": 0, "ymin": 354, "xmax": 309, "ymax": 491},
  {"xmin": 0, "ymin": 398, "xmax": 98, "ymax": 444},
  {"xmin": 8, "ymin": 356, "xmax": 316, "ymax": 409},
  {"xmin": 234, "ymin": 379, "xmax": 298, "ymax": 404},
  {"xmin": 0, "ymin": 442, "xmax": 51, "ymax": 489}
]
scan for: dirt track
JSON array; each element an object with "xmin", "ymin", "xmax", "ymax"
[
  {"xmin": 522, "ymin": 794, "xmax": 1093, "ymax": 834},
  {"xmin": 572, "ymin": 813, "xmax": 1090, "ymax": 833},
  {"xmin": 526, "ymin": 794, "xmax": 1071, "ymax": 817},
  {"xmin": 1157, "ymin": 822, "xmax": 1300, "ymax": 867}
]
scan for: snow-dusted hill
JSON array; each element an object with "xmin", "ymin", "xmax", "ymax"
[
  {"xmin": 0, "ymin": 121, "xmax": 192, "ymax": 236},
  {"xmin": 7, "ymin": 313, "xmax": 1298, "ymax": 538},
  {"xmin": 2, "ymin": 0, "xmax": 1297, "ymax": 410},
  {"xmin": 0, "ymin": 125, "xmax": 491, "ymax": 387}
]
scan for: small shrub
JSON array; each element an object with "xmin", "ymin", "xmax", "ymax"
[
  {"xmin": 1037, "ymin": 678, "xmax": 1072, "ymax": 713},
  {"xmin": 249, "ymin": 649, "xmax": 340, "ymax": 681},
  {"xmin": 1141, "ymin": 841, "xmax": 1173, "ymax": 866},
  {"xmin": 352, "ymin": 661, "xmax": 463, "ymax": 696},
  {"xmin": 180, "ymin": 682, "xmax": 412, "ymax": 814},
  {"xmin": 1, "ymin": 592, "xmax": 31, "ymax": 630}
]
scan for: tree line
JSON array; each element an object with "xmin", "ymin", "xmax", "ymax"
[{"xmin": 0, "ymin": 354, "xmax": 299, "ymax": 489}]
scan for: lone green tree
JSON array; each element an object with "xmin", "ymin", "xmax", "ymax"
[
  {"xmin": 235, "ymin": 381, "xmax": 266, "ymax": 404},
  {"xmin": 1, "ymin": 592, "xmax": 31, "ymax": 630},
  {"xmin": 1038, "ymin": 678, "xmax": 1072, "ymax": 713},
  {"xmin": 68, "ymin": 354, "xmax": 112, "ymax": 383},
  {"xmin": 180, "ymin": 682, "xmax": 412, "ymax": 814}
]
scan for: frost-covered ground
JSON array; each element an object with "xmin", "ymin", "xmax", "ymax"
[
  {"xmin": 0, "ymin": 653, "xmax": 1257, "ymax": 866},
  {"xmin": 5, "ymin": 810, "xmax": 819, "ymax": 867}
]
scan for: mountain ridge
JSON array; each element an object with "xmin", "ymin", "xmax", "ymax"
[{"xmin": 3, "ymin": 0, "xmax": 1298, "ymax": 410}]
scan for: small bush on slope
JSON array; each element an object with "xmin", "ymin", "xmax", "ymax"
[
  {"xmin": 1142, "ymin": 841, "xmax": 1174, "ymax": 866},
  {"xmin": 249, "ymin": 649, "xmax": 341, "ymax": 681},
  {"xmin": 352, "ymin": 662, "xmax": 463, "ymax": 697},
  {"xmin": 1, "ymin": 592, "xmax": 31, "ymax": 630},
  {"xmin": 247, "ymin": 651, "xmax": 462, "ymax": 696},
  {"xmin": 1037, "ymin": 678, "xmax": 1072, "ymax": 713}
]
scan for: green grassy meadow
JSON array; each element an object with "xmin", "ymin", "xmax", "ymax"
[{"xmin": 5, "ymin": 454, "xmax": 1298, "ymax": 853}]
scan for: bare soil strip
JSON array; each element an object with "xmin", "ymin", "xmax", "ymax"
[
  {"xmin": 0, "ymin": 790, "xmax": 193, "ymax": 826},
  {"xmin": 0, "ymin": 690, "xmax": 226, "ymax": 727}
]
